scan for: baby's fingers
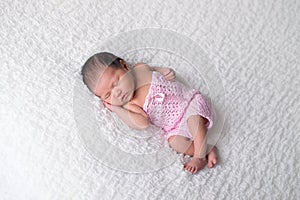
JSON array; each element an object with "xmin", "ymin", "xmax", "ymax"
[
  {"xmin": 164, "ymin": 68, "xmax": 176, "ymax": 81},
  {"xmin": 165, "ymin": 74, "xmax": 176, "ymax": 81},
  {"xmin": 103, "ymin": 102, "xmax": 112, "ymax": 112}
]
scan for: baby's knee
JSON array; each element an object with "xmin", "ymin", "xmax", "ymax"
[
  {"xmin": 187, "ymin": 115, "xmax": 208, "ymax": 133},
  {"xmin": 168, "ymin": 135, "xmax": 193, "ymax": 154}
]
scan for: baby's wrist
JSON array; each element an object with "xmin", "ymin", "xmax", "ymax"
[{"xmin": 151, "ymin": 66, "xmax": 159, "ymax": 71}]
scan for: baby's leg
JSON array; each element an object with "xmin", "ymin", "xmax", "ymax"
[
  {"xmin": 168, "ymin": 135, "xmax": 193, "ymax": 155},
  {"xmin": 168, "ymin": 135, "xmax": 215, "ymax": 156},
  {"xmin": 185, "ymin": 144, "xmax": 217, "ymax": 169},
  {"xmin": 187, "ymin": 115, "xmax": 218, "ymax": 170},
  {"xmin": 168, "ymin": 135, "xmax": 205, "ymax": 173},
  {"xmin": 168, "ymin": 136, "xmax": 218, "ymax": 170},
  {"xmin": 184, "ymin": 115, "xmax": 213, "ymax": 173},
  {"xmin": 168, "ymin": 116, "xmax": 218, "ymax": 173},
  {"xmin": 206, "ymin": 146, "xmax": 218, "ymax": 168}
]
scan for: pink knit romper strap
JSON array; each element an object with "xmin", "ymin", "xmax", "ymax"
[{"xmin": 143, "ymin": 71, "xmax": 214, "ymax": 140}]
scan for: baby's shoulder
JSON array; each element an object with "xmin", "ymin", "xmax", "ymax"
[
  {"xmin": 133, "ymin": 62, "xmax": 151, "ymax": 70},
  {"xmin": 132, "ymin": 62, "xmax": 153, "ymax": 80}
]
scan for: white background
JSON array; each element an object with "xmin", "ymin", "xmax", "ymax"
[{"xmin": 1, "ymin": 0, "xmax": 299, "ymax": 199}]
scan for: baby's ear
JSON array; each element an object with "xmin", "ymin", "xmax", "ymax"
[{"xmin": 119, "ymin": 59, "xmax": 128, "ymax": 70}]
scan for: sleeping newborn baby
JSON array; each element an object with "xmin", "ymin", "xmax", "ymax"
[{"xmin": 81, "ymin": 52, "xmax": 218, "ymax": 174}]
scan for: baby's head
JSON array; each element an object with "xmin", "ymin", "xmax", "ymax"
[
  {"xmin": 81, "ymin": 52, "xmax": 135, "ymax": 105},
  {"xmin": 81, "ymin": 52, "xmax": 122, "ymax": 93}
]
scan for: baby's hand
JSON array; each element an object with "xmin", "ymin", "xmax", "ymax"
[
  {"xmin": 152, "ymin": 66, "xmax": 176, "ymax": 81},
  {"xmin": 103, "ymin": 102, "xmax": 120, "ymax": 112},
  {"xmin": 160, "ymin": 67, "xmax": 176, "ymax": 81},
  {"xmin": 103, "ymin": 102, "xmax": 113, "ymax": 112}
]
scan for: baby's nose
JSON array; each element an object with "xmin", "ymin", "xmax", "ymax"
[{"xmin": 113, "ymin": 88, "xmax": 122, "ymax": 97}]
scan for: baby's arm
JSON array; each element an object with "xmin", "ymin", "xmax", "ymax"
[
  {"xmin": 104, "ymin": 102, "xmax": 150, "ymax": 130},
  {"xmin": 135, "ymin": 63, "xmax": 176, "ymax": 81}
]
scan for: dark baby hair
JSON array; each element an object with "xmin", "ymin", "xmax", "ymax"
[{"xmin": 81, "ymin": 52, "xmax": 122, "ymax": 93}]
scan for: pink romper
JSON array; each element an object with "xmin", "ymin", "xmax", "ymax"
[{"xmin": 143, "ymin": 71, "xmax": 214, "ymax": 140}]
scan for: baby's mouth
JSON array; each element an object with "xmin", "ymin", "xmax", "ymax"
[{"xmin": 122, "ymin": 92, "xmax": 128, "ymax": 101}]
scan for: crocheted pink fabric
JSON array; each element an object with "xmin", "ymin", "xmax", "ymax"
[{"xmin": 143, "ymin": 71, "xmax": 214, "ymax": 139}]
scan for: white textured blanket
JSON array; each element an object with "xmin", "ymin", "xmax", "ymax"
[{"xmin": 1, "ymin": 0, "xmax": 299, "ymax": 199}]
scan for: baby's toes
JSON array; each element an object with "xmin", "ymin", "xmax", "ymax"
[
  {"xmin": 185, "ymin": 166, "xmax": 192, "ymax": 172},
  {"xmin": 208, "ymin": 158, "xmax": 217, "ymax": 168},
  {"xmin": 207, "ymin": 160, "xmax": 213, "ymax": 168},
  {"xmin": 192, "ymin": 166, "xmax": 198, "ymax": 174},
  {"xmin": 185, "ymin": 165, "xmax": 193, "ymax": 173},
  {"xmin": 184, "ymin": 165, "xmax": 188, "ymax": 171},
  {"xmin": 190, "ymin": 167, "xmax": 197, "ymax": 173},
  {"xmin": 213, "ymin": 158, "xmax": 217, "ymax": 165}
]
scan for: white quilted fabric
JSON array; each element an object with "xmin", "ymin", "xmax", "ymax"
[{"xmin": 1, "ymin": 0, "xmax": 299, "ymax": 199}]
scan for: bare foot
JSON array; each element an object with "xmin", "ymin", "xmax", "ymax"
[
  {"xmin": 207, "ymin": 146, "xmax": 218, "ymax": 168},
  {"xmin": 184, "ymin": 157, "xmax": 207, "ymax": 174}
]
